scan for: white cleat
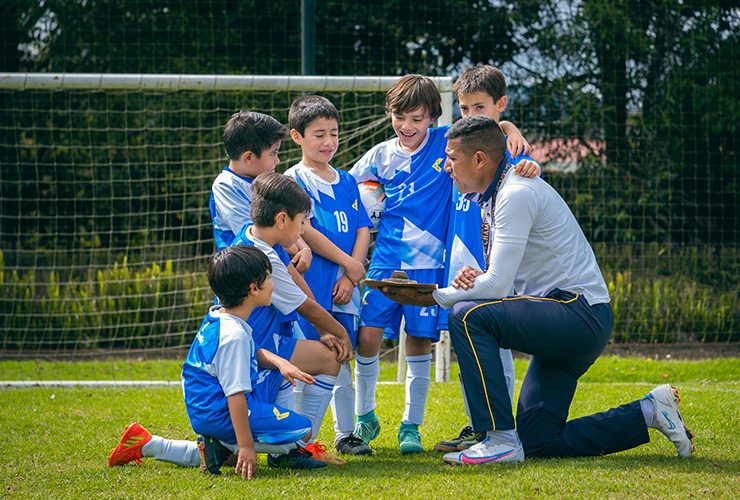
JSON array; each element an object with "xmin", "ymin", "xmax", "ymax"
[
  {"xmin": 442, "ymin": 436, "xmax": 524, "ymax": 466},
  {"xmin": 645, "ymin": 384, "xmax": 695, "ymax": 458}
]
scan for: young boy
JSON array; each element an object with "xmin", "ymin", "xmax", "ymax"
[
  {"xmin": 209, "ymin": 110, "xmax": 313, "ymax": 272},
  {"xmin": 434, "ymin": 65, "xmax": 542, "ymax": 453},
  {"xmin": 284, "ymin": 95, "xmax": 374, "ymax": 456},
  {"xmin": 109, "ymin": 245, "xmax": 329, "ymax": 478},
  {"xmin": 108, "ymin": 173, "xmax": 354, "ymax": 471},
  {"xmin": 346, "ymin": 74, "xmax": 455, "ymax": 455}
]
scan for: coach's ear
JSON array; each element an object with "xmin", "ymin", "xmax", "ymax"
[{"xmin": 473, "ymin": 150, "xmax": 487, "ymax": 171}]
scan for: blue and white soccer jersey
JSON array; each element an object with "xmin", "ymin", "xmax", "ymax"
[
  {"xmin": 285, "ymin": 163, "xmax": 373, "ymax": 347},
  {"xmin": 181, "ymin": 306, "xmax": 311, "ymax": 445},
  {"xmin": 209, "ymin": 167, "xmax": 254, "ymax": 250},
  {"xmin": 437, "ymin": 149, "xmax": 540, "ymax": 330},
  {"xmin": 232, "ymin": 225, "xmax": 307, "ymax": 356},
  {"xmin": 350, "ymin": 126, "xmax": 453, "ymax": 339}
]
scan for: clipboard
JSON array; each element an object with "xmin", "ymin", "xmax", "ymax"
[{"xmin": 363, "ymin": 271, "xmax": 437, "ymax": 293}]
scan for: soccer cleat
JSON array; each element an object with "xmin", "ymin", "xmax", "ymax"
[
  {"xmin": 267, "ymin": 447, "xmax": 328, "ymax": 470},
  {"xmin": 442, "ymin": 436, "xmax": 524, "ymax": 465},
  {"xmin": 304, "ymin": 441, "xmax": 348, "ymax": 465},
  {"xmin": 108, "ymin": 422, "xmax": 152, "ymax": 467},
  {"xmin": 644, "ymin": 384, "xmax": 695, "ymax": 458},
  {"xmin": 398, "ymin": 423, "xmax": 424, "ymax": 455},
  {"xmin": 353, "ymin": 418, "xmax": 381, "ymax": 445},
  {"xmin": 335, "ymin": 435, "xmax": 373, "ymax": 456},
  {"xmin": 433, "ymin": 425, "xmax": 486, "ymax": 452},
  {"xmin": 197, "ymin": 435, "xmax": 233, "ymax": 475}
]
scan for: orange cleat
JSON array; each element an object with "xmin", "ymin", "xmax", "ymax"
[
  {"xmin": 304, "ymin": 441, "xmax": 348, "ymax": 465},
  {"xmin": 108, "ymin": 422, "xmax": 153, "ymax": 466}
]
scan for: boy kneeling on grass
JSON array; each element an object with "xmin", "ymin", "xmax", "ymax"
[{"xmin": 109, "ymin": 245, "xmax": 333, "ymax": 479}]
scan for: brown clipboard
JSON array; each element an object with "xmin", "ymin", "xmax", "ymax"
[{"xmin": 363, "ymin": 270, "xmax": 438, "ymax": 293}]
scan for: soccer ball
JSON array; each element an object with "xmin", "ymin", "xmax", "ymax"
[{"xmin": 358, "ymin": 181, "xmax": 386, "ymax": 232}]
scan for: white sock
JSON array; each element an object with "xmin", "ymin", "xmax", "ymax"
[
  {"xmin": 296, "ymin": 373, "xmax": 336, "ymax": 441},
  {"xmin": 331, "ymin": 361, "xmax": 356, "ymax": 442},
  {"xmin": 401, "ymin": 353, "xmax": 432, "ymax": 426},
  {"xmin": 486, "ymin": 429, "xmax": 519, "ymax": 446},
  {"xmin": 641, "ymin": 397, "xmax": 656, "ymax": 427},
  {"xmin": 500, "ymin": 348, "xmax": 516, "ymax": 406},
  {"xmin": 141, "ymin": 435, "xmax": 200, "ymax": 467},
  {"xmin": 355, "ymin": 353, "xmax": 379, "ymax": 417},
  {"xmin": 274, "ymin": 379, "xmax": 295, "ymax": 409}
]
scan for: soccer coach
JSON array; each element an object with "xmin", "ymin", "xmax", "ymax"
[{"xmin": 380, "ymin": 115, "xmax": 693, "ymax": 464}]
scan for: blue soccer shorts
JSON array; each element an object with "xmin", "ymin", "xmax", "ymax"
[
  {"xmin": 359, "ymin": 268, "xmax": 443, "ymax": 341},
  {"xmin": 294, "ymin": 312, "xmax": 358, "ymax": 348},
  {"xmin": 246, "ymin": 366, "xmax": 312, "ymax": 445}
]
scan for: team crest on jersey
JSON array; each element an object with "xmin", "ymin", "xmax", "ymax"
[
  {"xmin": 273, "ymin": 407, "xmax": 289, "ymax": 420},
  {"xmin": 432, "ymin": 158, "xmax": 444, "ymax": 172},
  {"xmin": 352, "ymin": 199, "xmax": 358, "ymax": 210}
]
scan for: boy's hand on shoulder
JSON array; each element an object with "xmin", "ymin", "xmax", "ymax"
[
  {"xmin": 506, "ymin": 132, "xmax": 531, "ymax": 158},
  {"xmin": 291, "ymin": 247, "xmax": 312, "ymax": 274},
  {"xmin": 343, "ymin": 257, "xmax": 366, "ymax": 285},
  {"xmin": 235, "ymin": 445, "xmax": 257, "ymax": 480},
  {"xmin": 513, "ymin": 159, "xmax": 541, "ymax": 179},
  {"xmin": 332, "ymin": 276, "xmax": 354, "ymax": 306}
]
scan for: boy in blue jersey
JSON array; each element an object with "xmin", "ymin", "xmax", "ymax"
[
  {"xmin": 434, "ymin": 65, "xmax": 543, "ymax": 453},
  {"xmin": 347, "ymin": 74, "xmax": 455, "ymax": 455},
  {"xmin": 284, "ymin": 95, "xmax": 374, "ymax": 456},
  {"xmin": 108, "ymin": 245, "xmax": 328, "ymax": 478}
]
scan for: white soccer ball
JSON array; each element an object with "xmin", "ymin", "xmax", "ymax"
[{"xmin": 358, "ymin": 181, "xmax": 386, "ymax": 232}]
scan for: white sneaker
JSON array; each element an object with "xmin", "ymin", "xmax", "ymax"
[
  {"xmin": 442, "ymin": 436, "xmax": 524, "ymax": 465},
  {"xmin": 645, "ymin": 384, "xmax": 694, "ymax": 458}
]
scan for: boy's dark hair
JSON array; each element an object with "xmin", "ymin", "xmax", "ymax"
[
  {"xmin": 223, "ymin": 111, "xmax": 289, "ymax": 161},
  {"xmin": 250, "ymin": 172, "xmax": 312, "ymax": 227},
  {"xmin": 288, "ymin": 95, "xmax": 340, "ymax": 136},
  {"xmin": 453, "ymin": 65, "xmax": 507, "ymax": 102},
  {"xmin": 208, "ymin": 245, "xmax": 272, "ymax": 309},
  {"xmin": 385, "ymin": 74, "xmax": 442, "ymax": 121},
  {"xmin": 446, "ymin": 115, "xmax": 507, "ymax": 166}
]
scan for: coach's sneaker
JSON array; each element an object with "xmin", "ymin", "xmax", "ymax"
[
  {"xmin": 267, "ymin": 447, "xmax": 327, "ymax": 470},
  {"xmin": 304, "ymin": 441, "xmax": 347, "ymax": 465},
  {"xmin": 197, "ymin": 434, "xmax": 233, "ymax": 475},
  {"xmin": 433, "ymin": 425, "xmax": 486, "ymax": 452},
  {"xmin": 644, "ymin": 384, "xmax": 695, "ymax": 458},
  {"xmin": 335, "ymin": 435, "xmax": 373, "ymax": 456},
  {"xmin": 398, "ymin": 423, "xmax": 424, "ymax": 455},
  {"xmin": 443, "ymin": 436, "xmax": 524, "ymax": 465},
  {"xmin": 108, "ymin": 422, "xmax": 152, "ymax": 466},
  {"xmin": 353, "ymin": 418, "xmax": 381, "ymax": 445}
]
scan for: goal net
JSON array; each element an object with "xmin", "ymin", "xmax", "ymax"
[{"xmin": 0, "ymin": 73, "xmax": 453, "ymax": 382}]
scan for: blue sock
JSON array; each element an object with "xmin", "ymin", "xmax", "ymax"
[{"xmin": 358, "ymin": 409, "xmax": 377, "ymax": 423}]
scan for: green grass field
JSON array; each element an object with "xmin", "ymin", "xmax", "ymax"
[{"xmin": 2, "ymin": 357, "xmax": 739, "ymax": 499}]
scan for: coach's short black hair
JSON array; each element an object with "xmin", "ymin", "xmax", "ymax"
[
  {"xmin": 223, "ymin": 111, "xmax": 289, "ymax": 161},
  {"xmin": 208, "ymin": 245, "xmax": 272, "ymax": 309},
  {"xmin": 288, "ymin": 95, "xmax": 340, "ymax": 136},
  {"xmin": 446, "ymin": 115, "xmax": 507, "ymax": 165},
  {"xmin": 250, "ymin": 172, "xmax": 312, "ymax": 228}
]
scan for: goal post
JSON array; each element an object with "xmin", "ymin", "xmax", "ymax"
[{"xmin": 0, "ymin": 73, "xmax": 453, "ymax": 383}]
